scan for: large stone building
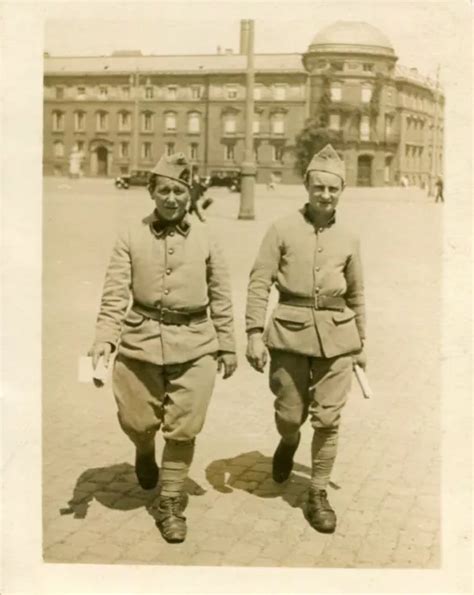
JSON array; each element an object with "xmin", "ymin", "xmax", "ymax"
[{"xmin": 43, "ymin": 20, "xmax": 444, "ymax": 186}]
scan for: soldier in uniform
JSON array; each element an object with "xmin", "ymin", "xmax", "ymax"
[
  {"xmin": 245, "ymin": 144, "xmax": 366, "ymax": 534},
  {"xmin": 89, "ymin": 152, "xmax": 237, "ymax": 543}
]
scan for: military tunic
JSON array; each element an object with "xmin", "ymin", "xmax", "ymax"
[
  {"xmin": 246, "ymin": 204, "xmax": 365, "ymax": 434},
  {"xmin": 94, "ymin": 210, "xmax": 236, "ymax": 442}
]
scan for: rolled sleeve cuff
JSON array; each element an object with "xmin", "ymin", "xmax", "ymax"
[{"xmin": 216, "ymin": 333, "xmax": 236, "ymax": 354}]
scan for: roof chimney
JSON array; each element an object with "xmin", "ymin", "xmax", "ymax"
[{"xmin": 240, "ymin": 19, "xmax": 250, "ymax": 54}]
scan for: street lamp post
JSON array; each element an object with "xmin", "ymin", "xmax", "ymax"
[
  {"xmin": 132, "ymin": 69, "xmax": 140, "ymax": 170},
  {"xmin": 429, "ymin": 65, "xmax": 440, "ymax": 197},
  {"xmin": 238, "ymin": 19, "xmax": 256, "ymax": 220}
]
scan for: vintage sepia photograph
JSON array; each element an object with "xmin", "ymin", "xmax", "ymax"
[{"xmin": 1, "ymin": 0, "xmax": 472, "ymax": 593}]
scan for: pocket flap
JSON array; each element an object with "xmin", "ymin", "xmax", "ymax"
[
  {"xmin": 274, "ymin": 306, "xmax": 311, "ymax": 325},
  {"xmin": 124, "ymin": 309, "xmax": 145, "ymax": 327},
  {"xmin": 332, "ymin": 310, "xmax": 356, "ymax": 324}
]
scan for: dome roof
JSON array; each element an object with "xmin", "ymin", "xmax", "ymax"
[{"xmin": 308, "ymin": 21, "xmax": 395, "ymax": 56}]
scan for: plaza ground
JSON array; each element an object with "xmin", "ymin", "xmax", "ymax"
[{"xmin": 42, "ymin": 178, "xmax": 442, "ymax": 567}]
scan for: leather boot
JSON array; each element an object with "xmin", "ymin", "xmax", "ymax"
[
  {"xmin": 272, "ymin": 432, "xmax": 301, "ymax": 483},
  {"xmin": 307, "ymin": 489, "xmax": 336, "ymax": 533},
  {"xmin": 135, "ymin": 448, "xmax": 159, "ymax": 490},
  {"xmin": 156, "ymin": 492, "xmax": 189, "ymax": 543}
]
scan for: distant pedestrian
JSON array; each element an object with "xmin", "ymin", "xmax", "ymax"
[
  {"xmin": 245, "ymin": 144, "xmax": 366, "ymax": 535},
  {"xmin": 435, "ymin": 176, "xmax": 444, "ymax": 203},
  {"xmin": 68, "ymin": 148, "xmax": 81, "ymax": 179},
  {"xmin": 89, "ymin": 152, "xmax": 237, "ymax": 544},
  {"xmin": 189, "ymin": 168, "xmax": 213, "ymax": 221}
]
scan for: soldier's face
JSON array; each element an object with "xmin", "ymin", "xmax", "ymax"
[
  {"xmin": 307, "ymin": 171, "xmax": 343, "ymax": 217},
  {"xmin": 151, "ymin": 177, "xmax": 190, "ymax": 221}
]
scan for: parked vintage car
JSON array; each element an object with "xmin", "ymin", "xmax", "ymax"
[
  {"xmin": 208, "ymin": 170, "xmax": 241, "ymax": 192},
  {"xmin": 114, "ymin": 170, "xmax": 151, "ymax": 189}
]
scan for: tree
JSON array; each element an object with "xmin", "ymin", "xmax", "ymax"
[{"xmin": 294, "ymin": 121, "xmax": 343, "ymax": 178}]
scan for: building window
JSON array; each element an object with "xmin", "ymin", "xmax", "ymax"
[
  {"xmin": 273, "ymin": 84, "xmax": 286, "ymax": 101},
  {"xmin": 141, "ymin": 142, "xmax": 152, "ymax": 160},
  {"xmin": 363, "ymin": 63, "xmax": 374, "ymax": 72},
  {"xmin": 53, "ymin": 140, "xmax": 64, "ymax": 158},
  {"xmin": 360, "ymin": 115, "xmax": 370, "ymax": 141},
  {"xmin": 141, "ymin": 112, "xmax": 154, "ymax": 132},
  {"xmin": 167, "ymin": 86, "xmax": 177, "ymax": 100},
  {"xmin": 331, "ymin": 62, "xmax": 344, "ymax": 71},
  {"xmin": 253, "ymin": 115, "xmax": 260, "ymax": 134},
  {"xmin": 74, "ymin": 111, "xmax": 86, "ymax": 132},
  {"xmin": 330, "ymin": 83, "xmax": 342, "ymax": 102},
  {"xmin": 223, "ymin": 114, "xmax": 236, "ymax": 134},
  {"xmin": 77, "ymin": 86, "xmax": 86, "ymax": 100},
  {"xmin": 191, "ymin": 86, "xmax": 202, "ymax": 100},
  {"xmin": 384, "ymin": 156, "xmax": 392, "ymax": 183},
  {"xmin": 52, "ymin": 111, "xmax": 64, "ymax": 131},
  {"xmin": 361, "ymin": 85, "xmax": 372, "ymax": 103},
  {"xmin": 189, "ymin": 143, "xmax": 199, "ymax": 160},
  {"xmin": 254, "ymin": 85, "xmax": 262, "ymax": 100},
  {"xmin": 55, "ymin": 86, "xmax": 64, "ymax": 99},
  {"xmin": 99, "ymin": 86, "xmax": 108, "ymax": 100},
  {"xmin": 270, "ymin": 113, "xmax": 285, "ymax": 135},
  {"xmin": 121, "ymin": 86, "xmax": 130, "ymax": 99},
  {"xmin": 145, "ymin": 86, "xmax": 154, "ymax": 99},
  {"xmin": 164, "ymin": 112, "xmax": 177, "ymax": 131},
  {"xmin": 386, "ymin": 88, "xmax": 393, "ymax": 103},
  {"xmin": 272, "ymin": 145, "xmax": 284, "ymax": 162},
  {"xmin": 226, "ymin": 85, "xmax": 238, "ymax": 100},
  {"xmin": 329, "ymin": 113, "xmax": 341, "ymax": 131},
  {"xmin": 254, "ymin": 144, "xmax": 259, "ymax": 163},
  {"xmin": 187, "ymin": 112, "xmax": 200, "ymax": 133},
  {"xmin": 224, "ymin": 144, "xmax": 235, "ymax": 161},
  {"xmin": 166, "ymin": 142, "xmax": 175, "ymax": 156},
  {"xmin": 118, "ymin": 111, "xmax": 131, "ymax": 131},
  {"xmin": 119, "ymin": 142, "xmax": 130, "ymax": 158},
  {"xmin": 74, "ymin": 140, "xmax": 85, "ymax": 153},
  {"xmin": 96, "ymin": 111, "xmax": 109, "ymax": 132},
  {"xmin": 384, "ymin": 114, "xmax": 393, "ymax": 136}
]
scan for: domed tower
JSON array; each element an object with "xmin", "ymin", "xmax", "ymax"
[{"xmin": 302, "ymin": 21, "xmax": 399, "ymax": 186}]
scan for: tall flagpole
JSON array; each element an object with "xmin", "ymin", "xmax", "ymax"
[{"xmin": 429, "ymin": 65, "xmax": 440, "ymax": 197}]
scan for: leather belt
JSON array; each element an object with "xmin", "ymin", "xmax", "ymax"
[
  {"xmin": 279, "ymin": 292, "xmax": 346, "ymax": 311},
  {"xmin": 132, "ymin": 301, "xmax": 208, "ymax": 325}
]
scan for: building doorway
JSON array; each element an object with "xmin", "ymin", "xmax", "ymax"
[
  {"xmin": 357, "ymin": 155, "xmax": 373, "ymax": 186},
  {"xmin": 97, "ymin": 146, "xmax": 108, "ymax": 176}
]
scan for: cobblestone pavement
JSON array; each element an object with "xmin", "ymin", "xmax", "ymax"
[{"xmin": 42, "ymin": 178, "xmax": 442, "ymax": 568}]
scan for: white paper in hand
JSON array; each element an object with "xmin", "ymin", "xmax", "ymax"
[{"xmin": 78, "ymin": 356, "xmax": 109, "ymax": 384}]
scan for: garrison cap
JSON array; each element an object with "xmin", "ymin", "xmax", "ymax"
[
  {"xmin": 149, "ymin": 152, "xmax": 191, "ymax": 187},
  {"xmin": 305, "ymin": 144, "xmax": 345, "ymax": 184}
]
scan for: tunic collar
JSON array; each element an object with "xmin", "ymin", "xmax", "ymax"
[{"xmin": 143, "ymin": 210, "xmax": 191, "ymax": 238}]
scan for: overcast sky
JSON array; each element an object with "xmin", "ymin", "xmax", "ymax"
[{"xmin": 43, "ymin": 1, "xmax": 463, "ymax": 82}]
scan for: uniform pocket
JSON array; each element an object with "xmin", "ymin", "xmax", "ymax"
[
  {"xmin": 273, "ymin": 305, "xmax": 311, "ymax": 330},
  {"xmin": 123, "ymin": 309, "xmax": 145, "ymax": 327},
  {"xmin": 332, "ymin": 310, "xmax": 356, "ymax": 324}
]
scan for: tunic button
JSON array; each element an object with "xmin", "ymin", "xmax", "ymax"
[
  {"xmin": 315, "ymin": 266, "xmax": 320, "ymax": 272},
  {"xmin": 168, "ymin": 248, "xmax": 174, "ymax": 255},
  {"xmin": 166, "ymin": 268, "xmax": 172, "ymax": 275},
  {"xmin": 318, "ymin": 247, "xmax": 323, "ymax": 253},
  {"xmin": 164, "ymin": 289, "xmax": 170, "ymax": 295},
  {"xmin": 315, "ymin": 287, "xmax": 320, "ymax": 293},
  {"xmin": 319, "ymin": 227, "xmax": 323, "ymax": 233},
  {"xmin": 169, "ymin": 231, "xmax": 175, "ymax": 237}
]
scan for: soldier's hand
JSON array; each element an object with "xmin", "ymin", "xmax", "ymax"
[
  {"xmin": 217, "ymin": 352, "xmax": 238, "ymax": 379},
  {"xmin": 88, "ymin": 342, "xmax": 113, "ymax": 370},
  {"xmin": 352, "ymin": 346, "xmax": 367, "ymax": 370},
  {"xmin": 246, "ymin": 332, "xmax": 268, "ymax": 373}
]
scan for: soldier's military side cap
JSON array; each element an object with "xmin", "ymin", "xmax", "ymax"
[
  {"xmin": 149, "ymin": 152, "xmax": 191, "ymax": 187},
  {"xmin": 305, "ymin": 144, "xmax": 345, "ymax": 183}
]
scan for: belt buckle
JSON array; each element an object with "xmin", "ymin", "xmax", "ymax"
[{"xmin": 160, "ymin": 307, "xmax": 173, "ymax": 324}]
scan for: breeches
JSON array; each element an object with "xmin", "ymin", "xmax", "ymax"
[
  {"xmin": 112, "ymin": 353, "xmax": 217, "ymax": 443},
  {"xmin": 269, "ymin": 349, "xmax": 352, "ymax": 436}
]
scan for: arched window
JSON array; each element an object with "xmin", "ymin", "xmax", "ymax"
[
  {"xmin": 187, "ymin": 112, "xmax": 200, "ymax": 133},
  {"xmin": 54, "ymin": 140, "xmax": 64, "ymax": 158},
  {"xmin": 118, "ymin": 111, "xmax": 131, "ymax": 131},
  {"xmin": 96, "ymin": 111, "xmax": 109, "ymax": 132},
  {"xmin": 253, "ymin": 114, "xmax": 260, "ymax": 134},
  {"xmin": 74, "ymin": 111, "xmax": 86, "ymax": 132},
  {"xmin": 330, "ymin": 83, "xmax": 342, "ymax": 102},
  {"xmin": 164, "ymin": 112, "xmax": 177, "ymax": 131},
  {"xmin": 360, "ymin": 115, "xmax": 370, "ymax": 141},
  {"xmin": 361, "ymin": 84, "xmax": 372, "ymax": 104},
  {"xmin": 52, "ymin": 111, "xmax": 64, "ymax": 132}
]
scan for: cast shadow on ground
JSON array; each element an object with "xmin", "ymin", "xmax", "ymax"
[
  {"xmin": 205, "ymin": 450, "xmax": 340, "ymax": 513},
  {"xmin": 59, "ymin": 462, "xmax": 206, "ymax": 524}
]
